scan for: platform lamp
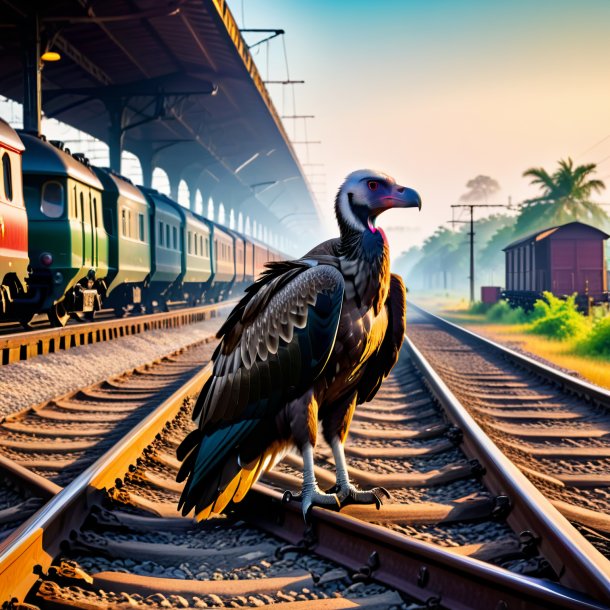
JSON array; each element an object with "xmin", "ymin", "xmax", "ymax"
[{"xmin": 41, "ymin": 50, "xmax": 61, "ymax": 62}]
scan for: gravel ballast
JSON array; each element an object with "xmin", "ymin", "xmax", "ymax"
[{"xmin": 0, "ymin": 314, "xmax": 226, "ymax": 418}]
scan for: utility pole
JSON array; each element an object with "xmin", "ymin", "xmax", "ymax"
[{"xmin": 451, "ymin": 203, "xmax": 505, "ymax": 303}]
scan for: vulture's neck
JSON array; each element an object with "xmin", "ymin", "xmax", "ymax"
[{"xmin": 337, "ymin": 223, "xmax": 390, "ymax": 314}]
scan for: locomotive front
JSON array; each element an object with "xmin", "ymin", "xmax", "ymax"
[{"xmin": 19, "ymin": 133, "xmax": 109, "ymax": 326}]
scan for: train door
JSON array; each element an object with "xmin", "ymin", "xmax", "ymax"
[
  {"xmin": 577, "ymin": 240, "xmax": 603, "ymax": 295},
  {"xmin": 89, "ymin": 192, "xmax": 97, "ymax": 268},
  {"xmin": 79, "ymin": 189, "xmax": 93, "ymax": 269}
]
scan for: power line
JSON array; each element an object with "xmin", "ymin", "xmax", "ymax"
[
  {"xmin": 451, "ymin": 203, "xmax": 507, "ymax": 303},
  {"xmin": 576, "ymin": 134, "xmax": 610, "ymax": 159}
]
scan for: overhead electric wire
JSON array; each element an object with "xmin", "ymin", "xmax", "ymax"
[{"xmin": 576, "ymin": 134, "xmax": 610, "ymax": 159}]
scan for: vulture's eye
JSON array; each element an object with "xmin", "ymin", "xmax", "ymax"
[{"xmin": 367, "ymin": 181, "xmax": 379, "ymax": 191}]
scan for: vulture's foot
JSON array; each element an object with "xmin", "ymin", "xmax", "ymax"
[
  {"xmin": 328, "ymin": 484, "xmax": 391, "ymax": 510},
  {"xmin": 283, "ymin": 488, "xmax": 341, "ymax": 520}
]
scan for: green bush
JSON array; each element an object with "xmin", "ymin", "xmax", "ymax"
[
  {"xmin": 485, "ymin": 300, "xmax": 529, "ymax": 324},
  {"xmin": 528, "ymin": 292, "xmax": 587, "ymax": 340},
  {"xmin": 576, "ymin": 315, "xmax": 610, "ymax": 358},
  {"xmin": 468, "ymin": 301, "xmax": 491, "ymax": 315}
]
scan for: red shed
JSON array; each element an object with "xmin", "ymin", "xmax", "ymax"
[{"xmin": 503, "ymin": 221, "xmax": 608, "ymax": 300}]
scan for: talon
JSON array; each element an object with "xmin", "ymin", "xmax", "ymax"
[
  {"xmin": 300, "ymin": 489, "xmax": 341, "ymax": 521},
  {"xmin": 336, "ymin": 485, "xmax": 392, "ymax": 509}
]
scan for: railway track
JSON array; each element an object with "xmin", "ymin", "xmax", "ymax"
[
  {"xmin": 407, "ymin": 303, "xmax": 610, "ymax": 556},
  {"xmin": 0, "ymin": 337, "xmax": 218, "ymax": 546},
  {"xmin": 0, "ymin": 304, "xmax": 608, "ymax": 608}
]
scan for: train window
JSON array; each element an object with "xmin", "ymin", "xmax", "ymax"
[
  {"xmin": 200, "ymin": 235, "xmax": 203, "ymax": 257},
  {"xmin": 165, "ymin": 224, "xmax": 170, "ymax": 249},
  {"xmin": 214, "ymin": 240, "xmax": 218, "ymax": 260},
  {"xmin": 41, "ymin": 181, "xmax": 64, "ymax": 218},
  {"xmin": 173, "ymin": 226, "xmax": 178, "ymax": 250},
  {"xmin": 194, "ymin": 232, "xmax": 198, "ymax": 255},
  {"xmin": 138, "ymin": 213, "xmax": 145, "ymax": 242},
  {"xmin": 121, "ymin": 209, "xmax": 127, "ymax": 237},
  {"xmin": 80, "ymin": 191, "xmax": 85, "ymax": 223},
  {"xmin": 158, "ymin": 221, "xmax": 164, "ymax": 246},
  {"xmin": 188, "ymin": 231, "xmax": 192, "ymax": 254},
  {"xmin": 2, "ymin": 153, "xmax": 12, "ymax": 201}
]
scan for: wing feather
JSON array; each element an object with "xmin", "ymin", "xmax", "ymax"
[{"xmin": 177, "ymin": 263, "xmax": 344, "ymax": 517}]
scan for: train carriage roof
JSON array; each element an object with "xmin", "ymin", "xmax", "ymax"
[
  {"xmin": 139, "ymin": 186, "xmax": 182, "ymax": 222},
  {"xmin": 0, "ymin": 118, "xmax": 25, "ymax": 152},
  {"xmin": 93, "ymin": 167, "xmax": 148, "ymax": 205},
  {"xmin": 207, "ymin": 219, "xmax": 234, "ymax": 241},
  {"xmin": 503, "ymin": 221, "xmax": 610, "ymax": 251},
  {"xmin": 19, "ymin": 132, "xmax": 103, "ymax": 190}
]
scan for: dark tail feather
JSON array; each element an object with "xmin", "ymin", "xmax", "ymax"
[
  {"xmin": 177, "ymin": 420, "xmax": 257, "ymax": 515},
  {"xmin": 176, "ymin": 428, "xmax": 202, "ymax": 462}
]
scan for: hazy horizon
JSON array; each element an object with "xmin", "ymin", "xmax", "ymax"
[{"xmin": 238, "ymin": 0, "xmax": 610, "ymax": 256}]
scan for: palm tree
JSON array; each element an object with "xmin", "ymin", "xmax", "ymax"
[{"xmin": 518, "ymin": 158, "xmax": 607, "ymax": 232}]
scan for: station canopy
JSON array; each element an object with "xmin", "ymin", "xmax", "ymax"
[{"xmin": 0, "ymin": 0, "xmax": 323, "ymax": 250}]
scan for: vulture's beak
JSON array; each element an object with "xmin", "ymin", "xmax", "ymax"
[{"xmin": 371, "ymin": 185, "xmax": 422, "ymax": 216}]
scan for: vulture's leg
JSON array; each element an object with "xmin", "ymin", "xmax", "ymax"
[
  {"xmin": 324, "ymin": 395, "xmax": 390, "ymax": 509},
  {"xmin": 300, "ymin": 441, "xmax": 341, "ymax": 518},
  {"xmin": 283, "ymin": 390, "xmax": 340, "ymax": 519},
  {"xmin": 330, "ymin": 437, "xmax": 391, "ymax": 509}
]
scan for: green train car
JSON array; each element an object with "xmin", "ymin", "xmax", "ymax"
[
  {"xmin": 0, "ymin": 124, "xmax": 287, "ymax": 327},
  {"xmin": 20, "ymin": 133, "xmax": 108, "ymax": 326},
  {"xmin": 177, "ymin": 203, "xmax": 213, "ymax": 306},
  {"xmin": 140, "ymin": 187, "xmax": 184, "ymax": 311},
  {"xmin": 93, "ymin": 168, "xmax": 151, "ymax": 315}
]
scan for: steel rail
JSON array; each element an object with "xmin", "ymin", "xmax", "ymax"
[
  {"xmin": 408, "ymin": 301, "xmax": 610, "ymax": 407},
  {"xmin": 243, "ymin": 486, "xmax": 607, "ymax": 610},
  {"xmin": 406, "ymin": 303, "xmax": 610, "ymax": 600},
  {"xmin": 0, "ymin": 299, "xmax": 235, "ymax": 366},
  {"xmin": 0, "ymin": 311, "xmax": 607, "ymax": 608},
  {"xmin": 0, "ymin": 362, "xmax": 213, "ymax": 603}
]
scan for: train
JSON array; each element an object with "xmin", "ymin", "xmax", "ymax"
[
  {"xmin": 0, "ymin": 118, "xmax": 284, "ymax": 328},
  {"xmin": 502, "ymin": 221, "xmax": 609, "ymax": 311}
]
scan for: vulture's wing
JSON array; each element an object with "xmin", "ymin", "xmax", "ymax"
[
  {"xmin": 356, "ymin": 274, "xmax": 406, "ymax": 404},
  {"xmin": 177, "ymin": 262, "xmax": 344, "ymax": 519}
]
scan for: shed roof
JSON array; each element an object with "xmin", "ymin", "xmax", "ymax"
[
  {"xmin": 502, "ymin": 221, "xmax": 610, "ymax": 251},
  {"xmin": 0, "ymin": 0, "xmax": 322, "ymax": 249}
]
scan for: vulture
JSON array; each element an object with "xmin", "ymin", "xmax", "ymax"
[{"xmin": 177, "ymin": 169, "xmax": 421, "ymax": 520}]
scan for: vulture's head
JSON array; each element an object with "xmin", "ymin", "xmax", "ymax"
[{"xmin": 335, "ymin": 169, "xmax": 421, "ymax": 235}]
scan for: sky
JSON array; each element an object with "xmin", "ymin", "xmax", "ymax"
[{"xmin": 236, "ymin": 0, "xmax": 610, "ymax": 255}]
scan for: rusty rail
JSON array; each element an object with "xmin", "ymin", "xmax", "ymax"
[
  {"xmin": 408, "ymin": 302, "xmax": 610, "ymax": 408},
  {"xmin": 406, "ymin": 336, "xmax": 610, "ymax": 604},
  {"xmin": 0, "ymin": 361, "xmax": 213, "ymax": 603},
  {"xmin": 243, "ymin": 486, "xmax": 606, "ymax": 610},
  {"xmin": 0, "ymin": 344, "xmax": 607, "ymax": 608},
  {"xmin": 0, "ymin": 300, "xmax": 235, "ymax": 366}
]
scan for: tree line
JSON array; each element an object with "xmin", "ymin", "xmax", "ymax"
[{"xmin": 395, "ymin": 159, "xmax": 608, "ymax": 295}]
